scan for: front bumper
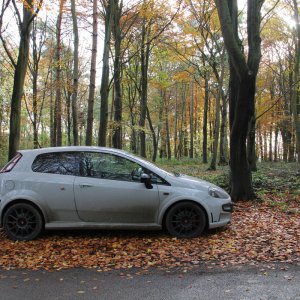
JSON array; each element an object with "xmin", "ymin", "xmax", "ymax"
[{"xmin": 209, "ymin": 202, "xmax": 233, "ymax": 229}]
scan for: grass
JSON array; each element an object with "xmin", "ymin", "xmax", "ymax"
[{"xmin": 157, "ymin": 160, "xmax": 300, "ymax": 198}]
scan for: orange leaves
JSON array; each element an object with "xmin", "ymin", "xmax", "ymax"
[
  {"xmin": 0, "ymin": 200, "xmax": 299, "ymax": 271},
  {"xmin": 172, "ymin": 68, "xmax": 194, "ymax": 82}
]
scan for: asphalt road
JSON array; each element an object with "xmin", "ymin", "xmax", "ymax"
[{"xmin": 0, "ymin": 264, "xmax": 299, "ymax": 300}]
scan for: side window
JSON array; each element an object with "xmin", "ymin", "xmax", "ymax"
[
  {"xmin": 81, "ymin": 152, "xmax": 144, "ymax": 182},
  {"xmin": 32, "ymin": 152, "xmax": 79, "ymax": 176},
  {"xmin": 150, "ymin": 173, "xmax": 167, "ymax": 185}
]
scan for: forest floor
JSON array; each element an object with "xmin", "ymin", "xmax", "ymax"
[{"xmin": 0, "ymin": 161, "xmax": 299, "ymax": 272}]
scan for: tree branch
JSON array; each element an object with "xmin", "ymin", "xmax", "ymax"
[
  {"xmin": 214, "ymin": 0, "xmax": 248, "ymax": 80},
  {"xmin": 0, "ymin": 34, "xmax": 17, "ymax": 68}
]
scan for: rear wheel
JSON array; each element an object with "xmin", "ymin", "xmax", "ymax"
[
  {"xmin": 165, "ymin": 202, "xmax": 206, "ymax": 238},
  {"xmin": 3, "ymin": 203, "xmax": 43, "ymax": 241}
]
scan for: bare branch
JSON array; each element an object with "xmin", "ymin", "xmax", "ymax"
[
  {"xmin": 11, "ymin": 0, "xmax": 21, "ymax": 26},
  {"xmin": 0, "ymin": 34, "xmax": 16, "ymax": 68},
  {"xmin": 256, "ymin": 79, "xmax": 300, "ymax": 121},
  {"xmin": 0, "ymin": 0, "xmax": 11, "ymax": 32}
]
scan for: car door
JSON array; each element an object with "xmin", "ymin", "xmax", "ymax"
[
  {"xmin": 73, "ymin": 151, "xmax": 160, "ymax": 224},
  {"xmin": 31, "ymin": 152, "xmax": 80, "ymax": 221}
]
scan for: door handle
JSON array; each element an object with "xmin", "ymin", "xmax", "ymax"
[{"xmin": 79, "ymin": 184, "xmax": 93, "ymax": 188}]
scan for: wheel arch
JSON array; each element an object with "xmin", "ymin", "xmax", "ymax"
[
  {"xmin": 161, "ymin": 200, "xmax": 209, "ymax": 231},
  {"xmin": 1, "ymin": 199, "xmax": 46, "ymax": 228}
]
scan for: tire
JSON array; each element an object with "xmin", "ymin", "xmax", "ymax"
[
  {"xmin": 3, "ymin": 203, "xmax": 43, "ymax": 241},
  {"xmin": 165, "ymin": 202, "xmax": 206, "ymax": 238}
]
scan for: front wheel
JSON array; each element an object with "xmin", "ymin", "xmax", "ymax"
[
  {"xmin": 165, "ymin": 202, "xmax": 206, "ymax": 238},
  {"xmin": 3, "ymin": 203, "xmax": 43, "ymax": 241}
]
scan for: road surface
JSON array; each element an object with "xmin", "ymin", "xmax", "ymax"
[{"xmin": 0, "ymin": 264, "xmax": 299, "ymax": 300}]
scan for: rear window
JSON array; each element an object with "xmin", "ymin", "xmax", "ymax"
[
  {"xmin": 0, "ymin": 153, "xmax": 22, "ymax": 173},
  {"xmin": 32, "ymin": 152, "xmax": 80, "ymax": 176}
]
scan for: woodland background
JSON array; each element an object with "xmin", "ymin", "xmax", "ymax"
[{"xmin": 0, "ymin": 0, "xmax": 299, "ymax": 200}]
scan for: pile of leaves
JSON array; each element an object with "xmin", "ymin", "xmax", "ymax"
[{"xmin": 0, "ymin": 196, "xmax": 299, "ymax": 271}]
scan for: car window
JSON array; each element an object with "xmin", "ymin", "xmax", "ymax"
[
  {"xmin": 32, "ymin": 152, "xmax": 80, "ymax": 176},
  {"xmin": 80, "ymin": 152, "xmax": 143, "ymax": 182},
  {"xmin": 80, "ymin": 152, "xmax": 169, "ymax": 185}
]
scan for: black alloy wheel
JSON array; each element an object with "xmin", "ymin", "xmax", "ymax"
[
  {"xmin": 3, "ymin": 203, "xmax": 43, "ymax": 241},
  {"xmin": 165, "ymin": 202, "xmax": 206, "ymax": 238}
]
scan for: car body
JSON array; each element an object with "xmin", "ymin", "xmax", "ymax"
[{"xmin": 0, "ymin": 146, "xmax": 233, "ymax": 240}]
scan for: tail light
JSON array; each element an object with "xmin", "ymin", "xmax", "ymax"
[{"xmin": 0, "ymin": 153, "xmax": 22, "ymax": 173}]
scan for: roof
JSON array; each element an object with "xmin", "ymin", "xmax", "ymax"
[{"xmin": 18, "ymin": 146, "xmax": 133, "ymax": 157}]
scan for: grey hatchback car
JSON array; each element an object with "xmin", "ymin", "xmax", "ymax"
[{"xmin": 0, "ymin": 147, "xmax": 233, "ymax": 240}]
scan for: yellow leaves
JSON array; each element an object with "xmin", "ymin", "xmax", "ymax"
[
  {"xmin": 172, "ymin": 68, "xmax": 194, "ymax": 82},
  {"xmin": 139, "ymin": 0, "xmax": 169, "ymax": 22},
  {"xmin": 112, "ymin": 242, "xmax": 120, "ymax": 249}
]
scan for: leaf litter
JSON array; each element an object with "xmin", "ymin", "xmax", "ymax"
[{"xmin": 0, "ymin": 195, "xmax": 299, "ymax": 272}]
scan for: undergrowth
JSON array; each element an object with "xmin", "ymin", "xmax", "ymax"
[{"xmin": 158, "ymin": 160, "xmax": 300, "ymax": 198}]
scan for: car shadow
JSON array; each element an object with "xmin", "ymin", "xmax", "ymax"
[
  {"xmin": 0, "ymin": 225, "xmax": 230, "ymax": 241},
  {"xmin": 41, "ymin": 225, "xmax": 229, "ymax": 240}
]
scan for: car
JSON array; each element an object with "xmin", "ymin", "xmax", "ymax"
[{"xmin": 0, "ymin": 146, "xmax": 233, "ymax": 241}]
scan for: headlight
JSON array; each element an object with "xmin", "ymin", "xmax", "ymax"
[{"xmin": 208, "ymin": 187, "xmax": 228, "ymax": 199}]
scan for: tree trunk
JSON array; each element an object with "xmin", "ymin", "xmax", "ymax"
[
  {"xmin": 174, "ymin": 85, "xmax": 178, "ymax": 159},
  {"xmin": 0, "ymin": 100, "xmax": 3, "ymax": 137},
  {"xmin": 8, "ymin": 1, "xmax": 35, "ymax": 159},
  {"xmin": 194, "ymin": 86, "xmax": 199, "ymax": 158},
  {"xmin": 50, "ymin": 70, "xmax": 55, "ymax": 147},
  {"xmin": 247, "ymin": 114, "xmax": 257, "ymax": 171},
  {"xmin": 268, "ymin": 126, "xmax": 273, "ymax": 161},
  {"xmin": 146, "ymin": 107, "xmax": 157, "ymax": 162},
  {"xmin": 189, "ymin": 82, "xmax": 194, "ymax": 159},
  {"xmin": 215, "ymin": 0, "xmax": 264, "ymax": 200},
  {"xmin": 219, "ymin": 95, "xmax": 228, "ymax": 165},
  {"xmin": 258, "ymin": 125, "xmax": 263, "ymax": 161},
  {"xmin": 209, "ymin": 51, "xmax": 225, "ymax": 170},
  {"xmin": 98, "ymin": 0, "xmax": 114, "ymax": 146},
  {"xmin": 112, "ymin": 0, "xmax": 122, "ymax": 149},
  {"xmin": 202, "ymin": 74, "xmax": 209, "ymax": 164},
  {"xmin": 66, "ymin": 91, "xmax": 72, "ymax": 146},
  {"xmin": 288, "ymin": 135, "xmax": 295, "ymax": 162},
  {"xmin": 108, "ymin": 86, "xmax": 114, "ymax": 147},
  {"xmin": 230, "ymin": 76, "xmax": 256, "ymax": 200},
  {"xmin": 165, "ymin": 98, "xmax": 171, "ymax": 160},
  {"xmin": 128, "ymin": 82, "xmax": 137, "ymax": 153},
  {"xmin": 86, "ymin": 0, "xmax": 98, "ymax": 146},
  {"xmin": 291, "ymin": 0, "xmax": 300, "ymax": 163},
  {"xmin": 71, "ymin": 0, "xmax": 79, "ymax": 145},
  {"xmin": 263, "ymin": 130, "xmax": 267, "ymax": 161},
  {"xmin": 31, "ymin": 20, "xmax": 39, "ymax": 149},
  {"xmin": 274, "ymin": 127, "xmax": 279, "ymax": 162},
  {"xmin": 139, "ymin": 14, "xmax": 150, "ymax": 157},
  {"xmin": 32, "ymin": 65, "xmax": 38, "ymax": 149},
  {"xmin": 54, "ymin": 0, "xmax": 64, "ymax": 147},
  {"xmin": 282, "ymin": 131, "xmax": 289, "ymax": 162}
]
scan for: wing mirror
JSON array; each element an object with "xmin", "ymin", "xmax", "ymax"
[{"xmin": 140, "ymin": 173, "xmax": 153, "ymax": 189}]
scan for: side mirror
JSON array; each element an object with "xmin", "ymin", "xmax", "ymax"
[{"xmin": 140, "ymin": 173, "xmax": 153, "ymax": 189}]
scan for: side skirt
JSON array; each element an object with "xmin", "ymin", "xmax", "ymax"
[{"xmin": 45, "ymin": 222, "xmax": 162, "ymax": 230}]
